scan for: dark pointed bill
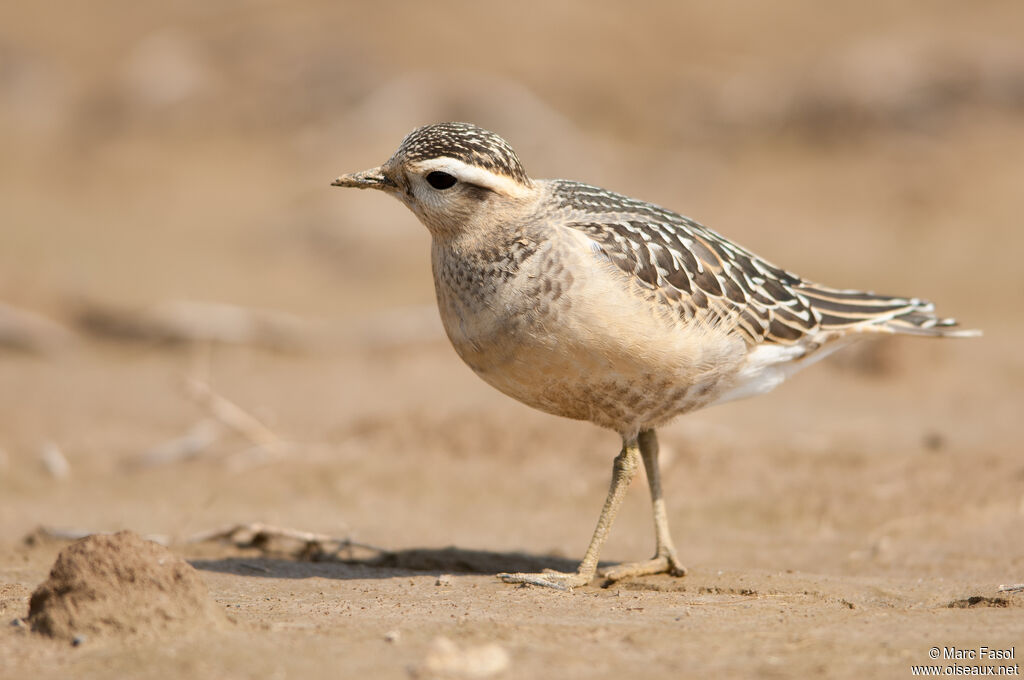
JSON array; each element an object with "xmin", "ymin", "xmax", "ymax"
[{"xmin": 331, "ymin": 167, "xmax": 393, "ymax": 189}]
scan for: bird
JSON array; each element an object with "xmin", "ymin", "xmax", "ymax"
[{"xmin": 331, "ymin": 122, "xmax": 978, "ymax": 591}]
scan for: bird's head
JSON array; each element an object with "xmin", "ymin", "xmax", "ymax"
[{"xmin": 332, "ymin": 122, "xmax": 536, "ymax": 237}]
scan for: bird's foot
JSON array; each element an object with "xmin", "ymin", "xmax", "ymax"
[
  {"xmin": 599, "ymin": 552, "xmax": 687, "ymax": 584},
  {"xmin": 498, "ymin": 568, "xmax": 595, "ymax": 592}
]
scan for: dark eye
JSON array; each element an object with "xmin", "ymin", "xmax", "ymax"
[{"xmin": 426, "ymin": 171, "xmax": 457, "ymax": 190}]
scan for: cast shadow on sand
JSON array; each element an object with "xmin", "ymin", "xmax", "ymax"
[{"xmin": 191, "ymin": 546, "xmax": 591, "ymax": 581}]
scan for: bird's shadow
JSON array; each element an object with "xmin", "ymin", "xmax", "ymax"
[{"xmin": 191, "ymin": 546, "xmax": 588, "ymax": 581}]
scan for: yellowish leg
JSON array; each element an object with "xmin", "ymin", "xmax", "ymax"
[
  {"xmin": 600, "ymin": 429, "xmax": 687, "ymax": 582},
  {"xmin": 499, "ymin": 438, "xmax": 641, "ymax": 591}
]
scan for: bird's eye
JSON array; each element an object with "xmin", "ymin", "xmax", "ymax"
[{"xmin": 426, "ymin": 171, "xmax": 457, "ymax": 190}]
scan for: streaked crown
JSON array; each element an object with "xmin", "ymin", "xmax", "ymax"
[{"xmin": 393, "ymin": 122, "xmax": 530, "ymax": 185}]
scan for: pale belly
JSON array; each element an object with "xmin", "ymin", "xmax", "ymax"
[
  {"xmin": 433, "ymin": 245, "xmax": 749, "ymax": 435},
  {"xmin": 466, "ymin": 337, "xmax": 731, "ymax": 434}
]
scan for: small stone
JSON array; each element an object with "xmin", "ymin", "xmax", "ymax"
[
  {"xmin": 435, "ymin": 574, "xmax": 453, "ymax": 586},
  {"xmin": 922, "ymin": 431, "xmax": 945, "ymax": 451},
  {"xmin": 71, "ymin": 634, "xmax": 86, "ymax": 647},
  {"xmin": 384, "ymin": 629, "xmax": 400, "ymax": 643},
  {"xmin": 38, "ymin": 442, "xmax": 70, "ymax": 480},
  {"xmin": 423, "ymin": 636, "xmax": 510, "ymax": 678}
]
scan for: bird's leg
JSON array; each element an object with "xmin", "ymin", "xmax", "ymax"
[
  {"xmin": 600, "ymin": 428, "xmax": 687, "ymax": 583},
  {"xmin": 499, "ymin": 437, "xmax": 641, "ymax": 591}
]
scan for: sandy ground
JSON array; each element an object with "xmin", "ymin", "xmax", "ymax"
[{"xmin": 1, "ymin": 1, "xmax": 1023, "ymax": 678}]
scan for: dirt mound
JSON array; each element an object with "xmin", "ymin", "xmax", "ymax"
[{"xmin": 27, "ymin": 531, "xmax": 225, "ymax": 641}]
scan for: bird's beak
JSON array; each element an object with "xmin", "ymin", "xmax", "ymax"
[{"xmin": 331, "ymin": 166, "xmax": 395, "ymax": 190}]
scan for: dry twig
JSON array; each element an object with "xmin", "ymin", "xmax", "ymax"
[
  {"xmin": 188, "ymin": 522, "xmax": 385, "ymax": 561},
  {"xmin": 0, "ymin": 303, "xmax": 74, "ymax": 353},
  {"xmin": 26, "ymin": 526, "xmax": 170, "ymax": 546},
  {"xmin": 135, "ymin": 419, "xmax": 227, "ymax": 468},
  {"xmin": 74, "ymin": 299, "xmax": 319, "ymax": 350},
  {"xmin": 184, "ymin": 378, "xmax": 283, "ymax": 452}
]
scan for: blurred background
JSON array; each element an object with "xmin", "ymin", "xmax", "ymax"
[{"xmin": 1, "ymin": 0, "xmax": 1022, "ymax": 579}]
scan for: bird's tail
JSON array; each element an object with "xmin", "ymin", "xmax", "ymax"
[{"xmin": 796, "ymin": 284, "xmax": 981, "ymax": 338}]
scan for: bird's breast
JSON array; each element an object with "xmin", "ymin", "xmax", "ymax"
[{"xmin": 430, "ymin": 234, "xmax": 748, "ymax": 433}]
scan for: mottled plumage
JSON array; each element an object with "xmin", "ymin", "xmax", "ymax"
[
  {"xmin": 397, "ymin": 122, "xmax": 531, "ymax": 185},
  {"xmin": 551, "ymin": 178, "xmax": 970, "ymax": 348},
  {"xmin": 332, "ymin": 122, "xmax": 977, "ymax": 591}
]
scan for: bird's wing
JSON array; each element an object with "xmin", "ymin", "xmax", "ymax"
[
  {"xmin": 554, "ymin": 181, "xmax": 818, "ymax": 345},
  {"xmin": 554, "ymin": 180, "xmax": 971, "ymax": 345}
]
